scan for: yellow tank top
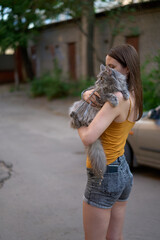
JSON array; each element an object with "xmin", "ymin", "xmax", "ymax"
[{"xmin": 86, "ymin": 98, "xmax": 135, "ymax": 168}]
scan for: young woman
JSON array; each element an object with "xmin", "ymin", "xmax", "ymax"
[{"xmin": 78, "ymin": 44, "xmax": 143, "ymax": 240}]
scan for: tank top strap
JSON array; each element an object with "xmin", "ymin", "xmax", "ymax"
[{"xmin": 126, "ymin": 97, "xmax": 132, "ymax": 120}]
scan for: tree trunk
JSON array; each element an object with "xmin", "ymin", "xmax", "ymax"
[
  {"xmin": 86, "ymin": 0, "xmax": 95, "ymax": 78},
  {"xmin": 81, "ymin": 0, "xmax": 95, "ymax": 79},
  {"xmin": 20, "ymin": 46, "xmax": 34, "ymax": 80}
]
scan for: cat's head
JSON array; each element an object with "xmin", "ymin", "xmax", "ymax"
[{"xmin": 96, "ymin": 64, "xmax": 126, "ymax": 86}]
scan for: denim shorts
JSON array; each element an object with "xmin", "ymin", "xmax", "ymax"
[{"xmin": 83, "ymin": 155, "xmax": 133, "ymax": 209}]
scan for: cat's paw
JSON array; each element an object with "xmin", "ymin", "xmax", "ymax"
[
  {"xmin": 123, "ymin": 91, "xmax": 130, "ymax": 100},
  {"xmin": 70, "ymin": 111, "xmax": 76, "ymax": 118},
  {"xmin": 70, "ymin": 118, "xmax": 81, "ymax": 129},
  {"xmin": 109, "ymin": 95, "xmax": 119, "ymax": 107}
]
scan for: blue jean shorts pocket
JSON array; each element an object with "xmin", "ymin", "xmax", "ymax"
[{"xmin": 102, "ymin": 172, "xmax": 119, "ymax": 193}]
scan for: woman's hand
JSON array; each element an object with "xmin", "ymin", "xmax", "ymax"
[{"xmin": 82, "ymin": 89, "xmax": 100, "ymax": 107}]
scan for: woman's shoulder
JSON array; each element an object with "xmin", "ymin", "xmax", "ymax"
[
  {"xmin": 114, "ymin": 91, "xmax": 135, "ymax": 105},
  {"xmin": 114, "ymin": 91, "xmax": 124, "ymax": 99},
  {"xmin": 103, "ymin": 91, "xmax": 126, "ymax": 111},
  {"xmin": 113, "ymin": 91, "xmax": 136, "ymax": 122},
  {"xmin": 114, "ymin": 91, "xmax": 128, "ymax": 105}
]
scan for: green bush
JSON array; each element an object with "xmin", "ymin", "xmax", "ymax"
[
  {"xmin": 30, "ymin": 59, "xmax": 95, "ymax": 100},
  {"xmin": 141, "ymin": 51, "xmax": 160, "ymax": 111},
  {"xmin": 30, "ymin": 60, "xmax": 70, "ymax": 100},
  {"xmin": 31, "ymin": 53, "xmax": 160, "ymax": 109}
]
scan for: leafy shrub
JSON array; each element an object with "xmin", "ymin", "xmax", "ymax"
[
  {"xmin": 141, "ymin": 51, "xmax": 160, "ymax": 111},
  {"xmin": 30, "ymin": 60, "xmax": 70, "ymax": 100},
  {"xmin": 30, "ymin": 59, "xmax": 96, "ymax": 99}
]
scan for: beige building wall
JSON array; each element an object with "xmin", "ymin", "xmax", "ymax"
[
  {"xmin": 93, "ymin": 3, "xmax": 160, "ymax": 73},
  {"xmin": 31, "ymin": 1, "xmax": 160, "ymax": 80},
  {"xmin": 34, "ymin": 21, "xmax": 81, "ymax": 79},
  {"xmin": 112, "ymin": 7, "xmax": 160, "ymax": 64}
]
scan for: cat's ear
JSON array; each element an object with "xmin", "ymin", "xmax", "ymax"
[
  {"xmin": 106, "ymin": 65, "xmax": 112, "ymax": 75},
  {"xmin": 100, "ymin": 64, "xmax": 106, "ymax": 72}
]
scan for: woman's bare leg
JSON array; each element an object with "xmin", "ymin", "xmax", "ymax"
[
  {"xmin": 83, "ymin": 201, "xmax": 111, "ymax": 240},
  {"xmin": 106, "ymin": 201, "xmax": 127, "ymax": 240}
]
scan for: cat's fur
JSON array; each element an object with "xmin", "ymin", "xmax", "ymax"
[{"xmin": 69, "ymin": 64, "xmax": 129, "ymax": 177}]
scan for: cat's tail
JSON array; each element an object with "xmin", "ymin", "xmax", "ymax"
[{"xmin": 87, "ymin": 139, "xmax": 107, "ymax": 178}]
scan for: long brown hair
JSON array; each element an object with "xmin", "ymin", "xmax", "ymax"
[{"xmin": 108, "ymin": 44, "xmax": 143, "ymax": 120}]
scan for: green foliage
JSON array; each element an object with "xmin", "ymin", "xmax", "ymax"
[
  {"xmin": 129, "ymin": 26, "xmax": 140, "ymax": 37},
  {"xmin": 141, "ymin": 51, "xmax": 160, "ymax": 111},
  {"xmin": 0, "ymin": 0, "xmax": 61, "ymax": 51},
  {"xmin": 30, "ymin": 60, "xmax": 95, "ymax": 100},
  {"xmin": 30, "ymin": 60, "xmax": 69, "ymax": 100},
  {"xmin": 0, "ymin": 0, "xmax": 133, "ymax": 52}
]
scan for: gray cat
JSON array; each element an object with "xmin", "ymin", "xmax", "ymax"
[{"xmin": 69, "ymin": 64, "xmax": 129, "ymax": 178}]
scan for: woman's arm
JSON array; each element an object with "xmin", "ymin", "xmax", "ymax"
[{"xmin": 78, "ymin": 95, "xmax": 121, "ymax": 146}]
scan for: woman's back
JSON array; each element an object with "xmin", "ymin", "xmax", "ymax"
[{"xmin": 86, "ymin": 92, "xmax": 136, "ymax": 167}]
